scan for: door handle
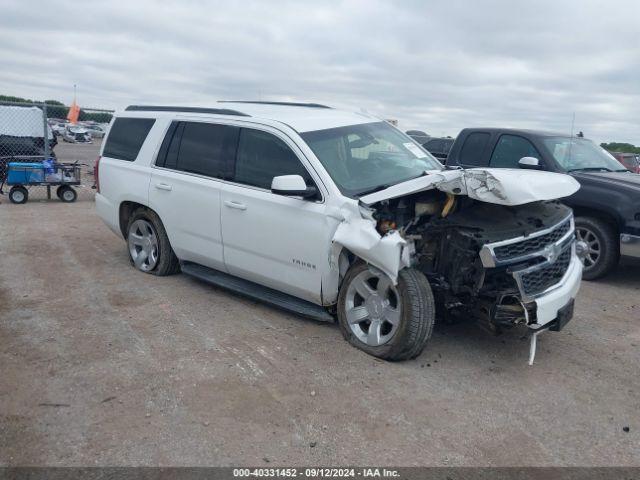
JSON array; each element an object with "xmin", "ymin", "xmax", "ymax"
[
  {"xmin": 155, "ymin": 183, "xmax": 172, "ymax": 191},
  {"xmin": 224, "ymin": 200, "xmax": 247, "ymax": 210}
]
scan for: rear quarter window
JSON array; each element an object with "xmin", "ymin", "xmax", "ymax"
[{"xmin": 103, "ymin": 118, "xmax": 155, "ymax": 161}]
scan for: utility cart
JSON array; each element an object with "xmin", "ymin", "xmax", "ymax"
[{"xmin": 0, "ymin": 157, "xmax": 82, "ymax": 204}]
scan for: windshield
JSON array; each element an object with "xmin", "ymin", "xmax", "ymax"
[
  {"xmin": 301, "ymin": 122, "xmax": 442, "ymax": 197},
  {"xmin": 543, "ymin": 137, "xmax": 627, "ymax": 172}
]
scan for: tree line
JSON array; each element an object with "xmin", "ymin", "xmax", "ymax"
[
  {"xmin": 0, "ymin": 95, "xmax": 113, "ymax": 123},
  {"xmin": 600, "ymin": 142, "xmax": 640, "ymax": 154}
]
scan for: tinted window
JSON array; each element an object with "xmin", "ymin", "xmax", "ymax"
[
  {"xmin": 424, "ymin": 139, "xmax": 443, "ymax": 152},
  {"xmin": 459, "ymin": 132, "xmax": 490, "ymax": 166},
  {"xmin": 103, "ymin": 118, "xmax": 155, "ymax": 161},
  {"xmin": 490, "ymin": 135, "xmax": 540, "ymax": 168},
  {"xmin": 443, "ymin": 138, "xmax": 454, "ymax": 153},
  {"xmin": 157, "ymin": 122, "xmax": 184, "ymax": 170},
  {"xmin": 234, "ymin": 129, "xmax": 311, "ymax": 189},
  {"xmin": 175, "ymin": 122, "xmax": 238, "ymax": 179}
]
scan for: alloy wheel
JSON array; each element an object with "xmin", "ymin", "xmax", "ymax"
[
  {"xmin": 344, "ymin": 268, "xmax": 401, "ymax": 346},
  {"xmin": 576, "ymin": 226, "xmax": 600, "ymax": 269},
  {"xmin": 127, "ymin": 219, "xmax": 159, "ymax": 272}
]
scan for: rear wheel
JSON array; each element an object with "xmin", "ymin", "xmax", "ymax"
[
  {"xmin": 57, "ymin": 185, "xmax": 77, "ymax": 203},
  {"xmin": 9, "ymin": 186, "xmax": 28, "ymax": 204},
  {"xmin": 337, "ymin": 263, "xmax": 435, "ymax": 361},
  {"xmin": 126, "ymin": 208, "xmax": 180, "ymax": 276},
  {"xmin": 575, "ymin": 216, "xmax": 619, "ymax": 280}
]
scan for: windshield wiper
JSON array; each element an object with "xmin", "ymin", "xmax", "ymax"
[
  {"xmin": 355, "ymin": 171, "xmax": 436, "ymax": 197},
  {"xmin": 355, "ymin": 184, "xmax": 393, "ymax": 197},
  {"xmin": 568, "ymin": 167, "xmax": 614, "ymax": 172}
]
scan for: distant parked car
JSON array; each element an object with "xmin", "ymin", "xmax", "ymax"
[
  {"xmin": 51, "ymin": 123, "xmax": 67, "ymax": 136},
  {"xmin": 84, "ymin": 125, "xmax": 106, "ymax": 138},
  {"xmin": 422, "ymin": 137, "xmax": 454, "ymax": 160},
  {"xmin": 62, "ymin": 126, "xmax": 92, "ymax": 143},
  {"xmin": 609, "ymin": 152, "xmax": 640, "ymax": 174},
  {"xmin": 405, "ymin": 130, "xmax": 430, "ymax": 145}
]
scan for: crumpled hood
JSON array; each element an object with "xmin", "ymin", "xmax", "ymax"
[{"xmin": 359, "ymin": 168, "xmax": 581, "ymax": 206}]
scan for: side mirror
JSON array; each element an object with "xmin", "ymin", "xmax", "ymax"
[
  {"xmin": 519, "ymin": 157, "xmax": 541, "ymax": 169},
  {"xmin": 271, "ymin": 175, "xmax": 317, "ymax": 199}
]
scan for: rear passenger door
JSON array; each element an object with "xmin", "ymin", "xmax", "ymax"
[
  {"xmin": 220, "ymin": 127, "xmax": 329, "ymax": 304},
  {"xmin": 149, "ymin": 120, "xmax": 238, "ymax": 271}
]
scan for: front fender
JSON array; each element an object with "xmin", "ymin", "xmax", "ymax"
[{"xmin": 329, "ymin": 202, "xmax": 409, "ymax": 284}]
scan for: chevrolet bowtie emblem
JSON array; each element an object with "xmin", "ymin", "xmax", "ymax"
[{"xmin": 544, "ymin": 244, "xmax": 560, "ymax": 263}]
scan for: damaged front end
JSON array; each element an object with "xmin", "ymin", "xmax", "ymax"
[{"xmin": 331, "ymin": 168, "xmax": 582, "ymax": 349}]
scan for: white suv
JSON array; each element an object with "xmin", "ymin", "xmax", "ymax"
[{"xmin": 96, "ymin": 102, "xmax": 584, "ymax": 361}]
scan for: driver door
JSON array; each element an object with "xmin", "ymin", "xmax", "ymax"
[
  {"xmin": 489, "ymin": 134, "xmax": 542, "ymax": 168},
  {"xmin": 220, "ymin": 127, "xmax": 331, "ymax": 304}
]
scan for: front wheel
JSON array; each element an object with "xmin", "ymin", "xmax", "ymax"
[{"xmin": 337, "ymin": 263, "xmax": 435, "ymax": 361}]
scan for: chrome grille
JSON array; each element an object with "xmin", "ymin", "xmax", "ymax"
[
  {"xmin": 520, "ymin": 247, "xmax": 572, "ymax": 296},
  {"xmin": 493, "ymin": 218, "xmax": 571, "ymax": 261},
  {"xmin": 480, "ymin": 214, "xmax": 576, "ymax": 301}
]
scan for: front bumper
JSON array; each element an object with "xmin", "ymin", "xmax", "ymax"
[
  {"xmin": 478, "ymin": 214, "xmax": 582, "ymax": 330},
  {"xmin": 621, "ymin": 233, "xmax": 640, "ymax": 258},
  {"xmin": 529, "ymin": 253, "xmax": 582, "ymax": 329}
]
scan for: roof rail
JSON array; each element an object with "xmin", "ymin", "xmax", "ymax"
[
  {"xmin": 125, "ymin": 105, "xmax": 250, "ymax": 116},
  {"xmin": 218, "ymin": 101, "xmax": 331, "ymax": 109}
]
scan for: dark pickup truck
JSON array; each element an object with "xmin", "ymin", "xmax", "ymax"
[{"xmin": 445, "ymin": 128, "xmax": 640, "ymax": 279}]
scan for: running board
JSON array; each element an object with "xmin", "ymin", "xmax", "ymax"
[{"xmin": 180, "ymin": 262, "xmax": 335, "ymax": 323}]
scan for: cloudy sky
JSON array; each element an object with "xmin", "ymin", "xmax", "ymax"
[{"xmin": 1, "ymin": 0, "xmax": 638, "ymax": 144}]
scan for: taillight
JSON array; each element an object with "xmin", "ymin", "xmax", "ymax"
[{"xmin": 94, "ymin": 156, "xmax": 101, "ymax": 192}]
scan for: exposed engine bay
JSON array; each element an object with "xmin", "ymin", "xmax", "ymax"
[{"xmin": 366, "ymin": 190, "xmax": 574, "ymax": 333}]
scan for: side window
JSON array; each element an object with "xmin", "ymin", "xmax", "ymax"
[
  {"xmin": 424, "ymin": 139, "xmax": 440, "ymax": 152},
  {"xmin": 459, "ymin": 132, "xmax": 490, "ymax": 166},
  {"xmin": 163, "ymin": 123, "xmax": 184, "ymax": 170},
  {"xmin": 443, "ymin": 139, "xmax": 454, "ymax": 154},
  {"xmin": 174, "ymin": 122, "xmax": 239, "ymax": 179},
  {"xmin": 155, "ymin": 121, "xmax": 180, "ymax": 168},
  {"xmin": 490, "ymin": 134, "xmax": 541, "ymax": 168},
  {"xmin": 234, "ymin": 128, "xmax": 312, "ymax": 190},
  {"xmin": 103, "ymin": 118, "xmax": 155, "ymax": 161}
]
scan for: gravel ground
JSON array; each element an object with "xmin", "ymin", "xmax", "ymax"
[{"xmin": 0, "ymin": 142, "xmax": 638, "ymax": 466}]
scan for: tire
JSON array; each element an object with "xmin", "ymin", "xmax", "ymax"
[
  {"xmin": 8, "ymin": 186, "xmax": 28, "ymax": 204},
  {"xmin": 337, "ymin": 262, "xmax": 435, "ymax": 361},
  {"xmin": 575, "ymin": 216, "xmax": 619, "ymax": 280},
  {"xmin": 126, "ymin": 207, "xmax": 180, "ymax": 276},
  {"xmin": 57, "ymin": 186, "xmax": 77, "ymax": 203}
]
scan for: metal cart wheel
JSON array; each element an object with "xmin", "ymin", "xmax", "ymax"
[
  {"xmin": 58, "ymin": 185, "xmax": 77, "ymax": 203},
  {"xmin": 9, "ymin": 186, "xmax": 28, "ymax": 204}
]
